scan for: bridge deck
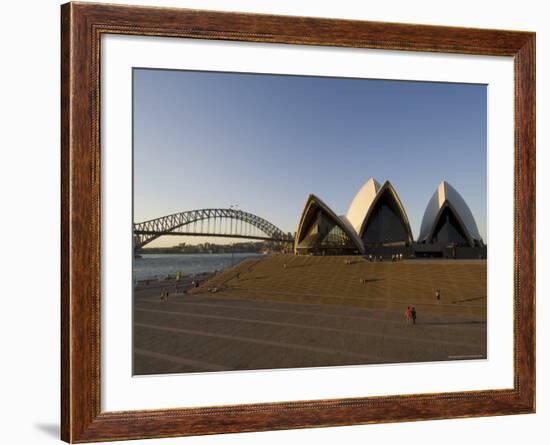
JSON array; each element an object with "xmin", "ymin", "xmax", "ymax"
[{"xmin": 134, "ymin": 208, "xmax": 292, "ymax": 249}]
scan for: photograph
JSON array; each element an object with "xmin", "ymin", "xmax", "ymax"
[
  {"xmin": 132, "ymin": 68, "xmax": 488, "ymax": 375},
  {"xmin": 53, "ymin": 1, "xmax": 537, "ymax": 442}
]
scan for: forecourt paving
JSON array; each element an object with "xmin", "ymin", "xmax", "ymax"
[{"xmin": 134, "ymin": 260, "xmax": 486, "ymax": 375}]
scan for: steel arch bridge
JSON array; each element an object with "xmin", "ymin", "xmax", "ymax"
[{"xmin": 134, "ymin": 208, "xmax": 293, "ymax": 249}]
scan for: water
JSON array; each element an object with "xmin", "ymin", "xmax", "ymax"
[{"xmin": 133, "ymin": 253, "xmax": 262, "ymax": 281}]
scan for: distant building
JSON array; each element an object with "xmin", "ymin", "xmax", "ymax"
[{"xmin": 294, "ymin": 178, "xmax": 485, "ymax": 259}]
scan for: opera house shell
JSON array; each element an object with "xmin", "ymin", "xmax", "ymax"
[
  {"xmin": 345, "ymin": 178, "xmax": 414, "ymax": 248},
  {"xmin": 418, "ymin": 181, "xmax": 483, "ymax": 247},
  {"xmin": 295, "ymin": 178, "xmax": 484, "ymax": 257},
  {"xmin": 294, "ymin": 194, "xmax": 365, "ymax": 255},
  {"xmin": 295, "ymin": 178, "xmax": 413, "ymax": 255}
]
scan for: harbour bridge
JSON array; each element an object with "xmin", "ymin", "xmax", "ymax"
[{"xmin": 134, "ymin": 208, "xmax": 294, "ymax": 250}]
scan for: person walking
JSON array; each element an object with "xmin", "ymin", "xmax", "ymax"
[
  {"xmin": 411, "ymin": 307, "xmax": 417, "ymax": 325},
  {"xmin": 435, "ymin": 289, "xmax": 441, "ymax": 302},
  {"xmin": 405, "ymin": 306, "xmax": 411, "ymax": 324}
]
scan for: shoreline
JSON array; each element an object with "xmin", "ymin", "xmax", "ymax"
[
  {"xmin": 134, "ymin": 253, "xmax": 262, "ymax": 282},
  {"xmin": 135, "ymin": 251, "xmax": 267, "ymax": 256},
  {"xmin": 134, "ymin": 272, "xmax": 215, "ymax": 299}
]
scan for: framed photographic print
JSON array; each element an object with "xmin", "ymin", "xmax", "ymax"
[{"xmin": 61, "ymin": 2, "xmax": 535, "ymax": 442}]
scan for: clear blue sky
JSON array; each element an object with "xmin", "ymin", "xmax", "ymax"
[{"xmin": 133, "ymin": 68, "xmax": 487, "ymax": 247}]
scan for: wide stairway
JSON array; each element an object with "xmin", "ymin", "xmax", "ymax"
[{"xmin": 189, "ymin": 255, "xmax": 487, "ymax": 317}]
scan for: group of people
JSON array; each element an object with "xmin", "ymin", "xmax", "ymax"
[
  {"xmin": 405, "ymin": 306, "xmax": 417, "ymax": 324},
  {"xmin": 367, "ymin": 255, "xmax": 383, "ymax": 262},
  {"xmin": 159, "ymin": 279, "xmax": 202, "ymax": 301},
  {"xmin": 403, "ymin": 289, "xmax": 441, "ymax": 324},
  {"xmin": 366, "ymin": 253, "xmax": 404, "ymax": 262}
]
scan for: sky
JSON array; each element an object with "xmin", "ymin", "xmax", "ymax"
[{"xmin": 133, "ymin": 68, "xmax": 487, "ymax": 247}]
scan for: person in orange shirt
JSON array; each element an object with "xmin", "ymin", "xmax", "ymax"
[{"xmin": 405, "ymin": 306, "xmax": 411, "ymax": 323}]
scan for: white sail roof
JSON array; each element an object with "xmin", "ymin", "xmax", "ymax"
[
  {"xmin": 418, "ymin": 181, "xmax": 482, "ymax": 243},
  {"xmin": 345, "ymin": 178, "xmax": 381, "ymax": 235},
  {"xmin": 294, "ymin": 194, "xmax": 365, "ymax": 254}
]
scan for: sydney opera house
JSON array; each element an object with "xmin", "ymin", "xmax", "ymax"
[{"xmin": 294, "ymin": 179, "xmax": 486, "ymax": 259}]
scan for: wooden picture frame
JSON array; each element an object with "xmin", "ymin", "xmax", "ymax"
[{"xmin": 61, "ymin": 2, "xmax": 535, "ymax": 442}]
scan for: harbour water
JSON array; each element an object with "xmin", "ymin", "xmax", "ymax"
[{"xmin": 133, "ymin": 252, "xmax": 262, "ymax": 281}]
